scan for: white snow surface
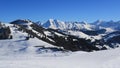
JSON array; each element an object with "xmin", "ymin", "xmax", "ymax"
[
  {"xmin": 68, "ymin": 30, "xmax": 90, "ymax": 39},
  {"xmin": 0, "ymin": 47, "xmax": 120, "ymax": 68},
  {"xmin": 67, "ymin": 30, "xmax": 102, "ymax": 41},
  {"xmin": 0, "ymin": 24, "xmax": 120, "ymax": 68},
  {"xmin": 0, "ymin": 24, "xmax": 56, "ymax": 55}
]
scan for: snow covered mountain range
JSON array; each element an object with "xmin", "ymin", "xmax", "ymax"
[
  {"xmin": 0, "ymin": 19, "xmax": 120, "ymax": 52},
  {"xmin": 41, "ymin": 19, "xmax": 120, "ymax": 31},
  {"xmin": 42, "ymin": 19, "xmax": 92, "ymax": 30},
  {"xmin": 1, "ymin": 19, "xmax": 120, "ymax": 68}
]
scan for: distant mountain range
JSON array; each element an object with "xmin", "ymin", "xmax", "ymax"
[
  {"xmin": 42, "ymin": 19, "xmax": 92, "ymax": 30},
  {"xmin": 40, "ymin": 19, "xmax": 120, "ymax": 32}
]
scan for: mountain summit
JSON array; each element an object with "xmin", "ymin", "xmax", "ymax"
[
  {"xmin": 41, "ymin": 19, "xmax": 120, "ymax": 31},
  {"xmin": 42, "ymin": 19, "xmax": 66, "ymax": 29},
  {"xmin": 42, "ymin": 19, "xmax": 92, "ymax": 30}
]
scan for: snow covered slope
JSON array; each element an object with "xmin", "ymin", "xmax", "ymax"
[
  {"xmin": 1, "ymin": 19, "xmax": 119, "ymax": 51},
  {"xmin": 0, "ymin": 24, "xmax": 57, "ymax": 55},
  {"xmin": 0, "ymin": 45, "xmax": 120, "ymax": 68}
]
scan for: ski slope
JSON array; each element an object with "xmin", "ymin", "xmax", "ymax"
[{"xmin": 0, "ymin": 47, "xmax": 120, "ymax": 68}]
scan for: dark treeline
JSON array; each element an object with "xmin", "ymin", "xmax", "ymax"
[{"xmin": 0, "ymin": 23, "xmax": 12, "ymax": 39}]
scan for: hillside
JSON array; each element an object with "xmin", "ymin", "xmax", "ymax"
[
  {"xmin": 1, "ymin": 19, "xmax": 120, "ymax": 52},
  {"xmin": 0, "ymin": 23, "xmax": 63, "ymax": 55}
]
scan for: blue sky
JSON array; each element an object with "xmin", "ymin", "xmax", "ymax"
[{"xmin": 0, "ymin": 0, "xmax": 120, "ymax": 23}]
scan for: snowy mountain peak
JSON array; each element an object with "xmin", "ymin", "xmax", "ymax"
[
  {"xmin": 92, "ymin": 20, "xmax": 120, "ymax": 30},
  {"xmin": 80, "ymin": 21, "xmax": 88, "ymax": 24},
  {"xmin": 108, "ymin": 20, "xmax": 114, "ymax": 23},
  {"xmin": 10, "ymin": 19, "xmax": 33, "ymax": 24},
  {"xmin": 42, "ymin": 19, "xmax": 92, "ymax": 30},
  {"xmin": 49, "ymin": 19, "xmax": 54, "ymax": 21},
  {"xmin": 42, "ymin": 19, "xmax": 66, "ymax": 29},
  {"xmin": 42, "ymin": 19, "xmax": 56, "ymax": 29},
  {"xmin": 10, "ymin": 19, "xmax": 33, "ymax": 29},
  {"xmin": 93, "ymin": 20, "xmax": 105, "ymax": 25}
]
